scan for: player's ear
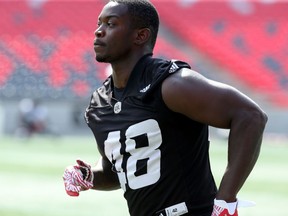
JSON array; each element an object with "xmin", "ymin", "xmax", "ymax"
[{"xmin": 134, "ymin": 28, "xmax": 151, "ymax": 46}]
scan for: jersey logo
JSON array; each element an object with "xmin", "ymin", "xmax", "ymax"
[
  {"xmin": 114, "ymin": 101, "xmax": 122, "ymax": 114},
  {"xmin": 140, "ymin": 84, "xmax": 151, "ymax": 93},
  {"xmin": 169, "ymin": 62, "xmax": 179, "ymax": 73}
]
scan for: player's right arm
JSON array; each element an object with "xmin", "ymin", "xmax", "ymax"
[
  {"xmin": 63, "ymin": 155, "xmax": 120, "ymax": 196},
  {"xmin": 91, "ymin": 155, "xmax": 121, "ymax": 191},
  {"xmin": 162, "ymin": 67, "xmax": 267, "ymax": 214}
]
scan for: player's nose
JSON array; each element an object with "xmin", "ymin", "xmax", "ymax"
[{"xmin": 94, "ymin": 26, "xmax": 105, "ymax": 38}]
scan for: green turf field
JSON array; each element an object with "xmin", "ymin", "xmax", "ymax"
[{"xmin": 0, "ymin": 135, "xmax": 287, "ymax": 216}]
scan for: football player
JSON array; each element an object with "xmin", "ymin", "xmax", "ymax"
[{"xmin": 63, "ymin": 1, "xmax": 267, "ymax": 215}]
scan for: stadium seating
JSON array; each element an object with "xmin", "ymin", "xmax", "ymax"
[
  {"xmin": 0, "ymin": 1, "xmax": 192, "ymax": 99},
  {"xmin": 152, "ymin": 0, "xmax": 288, "ymax": 107},
  {"xmin": 0, "ymin": 0, "xmax": 287, "ymax": 107}
]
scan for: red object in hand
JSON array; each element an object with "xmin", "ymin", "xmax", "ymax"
[
  {"xmin": 211, "ymin": 199, "xmax": 238, "ymax": 216},
  {"xmin": 212, "ymin": 205, "xmax": 238, "ymax": 216},
  {"xmin": 63, "ymin": 159, "xmax": 94, "ymax": 196}
]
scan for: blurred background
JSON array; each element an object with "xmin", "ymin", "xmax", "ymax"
[
  {"xmin": 0, "ymin": 0, "xmax": 287, "ymax": 216},
  {"xmin": 0, "ymin": 0, "xmax": 287, "ymax": 137}
]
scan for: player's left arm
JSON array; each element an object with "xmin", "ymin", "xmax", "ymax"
[{"xmin": 162, "ymin": 68, "xmax": 268, "ymax": 202}]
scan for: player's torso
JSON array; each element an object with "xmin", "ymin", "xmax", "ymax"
[{"xmin": 85, "ymin": 56, "xmax": 216, "ymax": 216}]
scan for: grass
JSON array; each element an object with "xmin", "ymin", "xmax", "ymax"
[
  {"xmin": 0, "ymin": 135, "xmax": 287, "ymax": 216},
  {"xmin": 210, "ymin": 138, "xmax": 288, "ymax": 216}
]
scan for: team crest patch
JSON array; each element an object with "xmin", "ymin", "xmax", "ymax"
[{"xmin": 114, "ymin": 101, "xmax": 122, "ymax": 114}]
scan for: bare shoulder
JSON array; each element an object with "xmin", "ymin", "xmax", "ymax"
[
  {"xmin": 162, "ymin": 67, "xmax": 235, "ymax": 95},
  {"xmin": 161, "ymin": 67, "xmax": 235, "ymax": 113},
  {"xmin": 161, "ymin": 68, "xmax": 263, "ymax": 128}
]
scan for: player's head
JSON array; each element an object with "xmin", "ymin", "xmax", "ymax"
[
  {"xmin": 109, "ymin": 0, "xmax": 159, "ymax": 50},
  {"xmin": 94, "ymin": 0, "xmax": 159, "ymax": 63}
]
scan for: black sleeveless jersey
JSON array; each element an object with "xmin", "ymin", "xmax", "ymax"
[{"xmin": 85, "ymin": 54, "xmax": 217, "ymax": 216}]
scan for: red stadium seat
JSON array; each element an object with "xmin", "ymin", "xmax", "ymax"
[
  {"xmin": 0, "ymin": 0, "xmax": 192, "ymax": 99},
  {"xmin": 0, "ymin": 0, "xmax": 287, "ymax": 106},
  {"xmin": 0, "ymin": 52, "xmax": 14, "ymax": 86},
  {"xmin": 152, "ymin": 0, "xmax": 288, "ymax": 106}
]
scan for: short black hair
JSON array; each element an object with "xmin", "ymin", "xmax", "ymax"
[{"xmin": 109, "ymin": 0, "xmax": 159, "ymax": 49}]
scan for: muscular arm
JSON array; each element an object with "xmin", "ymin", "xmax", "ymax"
[
  {"xmin": 162, "ymin": 68, "xmax": 268, "ymax": 202},
  {"xmin": 91, "ymin": 156, "xmax": 120, "ymax": 191}
]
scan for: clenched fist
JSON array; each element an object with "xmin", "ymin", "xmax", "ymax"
[{"xmin": 63, "ymin": 159, "xmax": 94, "ymax": 196}]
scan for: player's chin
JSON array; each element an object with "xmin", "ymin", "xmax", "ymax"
[{"xmin": 95, "ymin": 55, "xmax": 109, "ymax": 63}]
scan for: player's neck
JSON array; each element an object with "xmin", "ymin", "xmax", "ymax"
[{"xmin": 111, "ymin": 51, "xmax": 148, "ymax": 89}]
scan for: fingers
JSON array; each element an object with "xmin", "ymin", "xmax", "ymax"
[
  {"xmin": 64, "ymin": 181, "xmax": 80, "ymax": 196},
  {"xmin": 66, "ymin": 190, "xmax": 80, "ymax": 196},
  {"xmin": 63, "ymin": 161, "xmax": 94, "ymax": 197},
  {"xmin": 76, "ymin": 159, "xmax": 91, "ymax": 168},
  {"xmin": 63, "ymin": 166, "xmax": 82, "ymax": 196},
  {"xmin": 75, "ymin": 159, "xmax": 94, "ymax": 182}
]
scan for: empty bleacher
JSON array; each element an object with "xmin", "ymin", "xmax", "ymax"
[
  {"xmin": 0, "ymin": 0, "xmax": 192, "ymax": 100},
  {"xmin": 0, "ymin": 0, "xmax": 287, "ymax": 107},
  {"xmin": 153, "ymin": 0, "xmax": 288, "ymax": 107}
]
